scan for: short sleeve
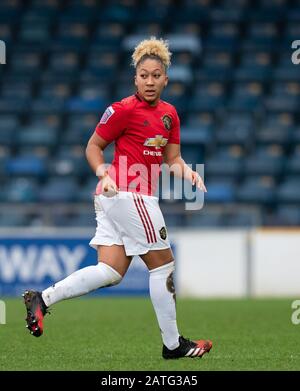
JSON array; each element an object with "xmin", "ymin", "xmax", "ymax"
[
  {"xmin": 168, "ymin": 109, "xmax": 180, "ymax": 144},
  {"xmin": 95, "ymin": 102, "xmax": 128, "ymax": 143}
]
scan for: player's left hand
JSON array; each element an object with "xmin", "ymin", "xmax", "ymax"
[{"xmin": 191, "ymin": 171, "xmax": 207, "ymax": 192}]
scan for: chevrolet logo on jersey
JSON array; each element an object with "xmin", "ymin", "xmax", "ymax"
[{"xmin": 144, "ymin": 135, "xmax": 168, "ymax": 149}]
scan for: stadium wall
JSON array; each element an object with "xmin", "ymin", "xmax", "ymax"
[{"xmin": 0, "ymin": 228, "xmax": 299, "ymax": 298}]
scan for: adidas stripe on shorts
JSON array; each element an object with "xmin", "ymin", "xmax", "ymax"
[{"xmin": 89, "ymin": 191, "xmax": 170, "ymax": 256}]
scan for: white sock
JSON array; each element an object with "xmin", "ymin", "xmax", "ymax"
[
  {"xmin": 149, "ymin": 261, "xmax": 180, "ymax": 350},
  {"xmin": 42, "ymin": 262, "xmax": 122, "ymax": 307}
]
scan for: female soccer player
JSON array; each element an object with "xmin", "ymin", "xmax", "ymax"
[{"xmin": 23, "ymin": 37, "xmax": 212, "ymax": 359}]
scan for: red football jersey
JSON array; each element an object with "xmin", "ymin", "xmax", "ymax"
[{"xmin": 95, "ymin": 93, "xmax": 180, "ymax": 196}]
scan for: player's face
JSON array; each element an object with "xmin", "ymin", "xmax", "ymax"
[{"xmin": 135, "ymin": 59, "xmax": 168, "ymax": 106}]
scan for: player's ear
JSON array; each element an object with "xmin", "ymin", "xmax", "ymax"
[
  {"xmin": 134, "ymin": 75, "xmax": 137, "ymax": 88},
  {"xmin": 164, "ymin": 75, "xmax": 169, "ymax": 87}
]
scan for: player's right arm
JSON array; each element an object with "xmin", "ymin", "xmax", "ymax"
[
  {"xmin": 86, "ymin": 131, "xmax": 109, "ymax": 177},
  {"xmin": 86, "ymin": 132, "xmax": 118, "ymax": 195},
  {"xmin": 86, "ymin": 102, "xmax": 129, "ymax": 195}
]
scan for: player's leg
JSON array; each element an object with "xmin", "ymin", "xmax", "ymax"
[
  {"xmin": 24, "ymin": 245, "xmax": 132, "ymax": 337},
  {"xmin": 97, "ymin": 244, "xmax": 132, "ymax": 277},
  {"xmin": 42, "ymin": 244, "xmax": 131, "ymax": 306},
  {"xmin": 141, "ymin": 248, "xmax": 212, "ymax": 359},
  {"xmin": 140, "ymin": 248, "xmax": 179, "ymax": 348}
]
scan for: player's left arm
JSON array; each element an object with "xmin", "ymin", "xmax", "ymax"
[{"xmin": 163, "ymin": 143, "xmax": 207, "ymax": 192}]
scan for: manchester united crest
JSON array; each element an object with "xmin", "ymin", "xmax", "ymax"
[
  {"xmin": 159, "ymin": 226, "xmax": 167, "ymax": 240},
  {"xmin": 162, "ymin": 114, "xmax": 172, "ymax": 131}
]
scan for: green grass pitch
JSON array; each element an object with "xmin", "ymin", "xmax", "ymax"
[{"xmin": 0, "ymin": 297, "xmax": 299, "ymax": 371}]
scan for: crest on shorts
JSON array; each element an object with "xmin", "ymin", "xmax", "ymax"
[
  {"xmin": 159, "ymin": 226, "xmax": 167, "ymax": 240},
  {"xmin": 161, "ymin": 114, "xmax": 172, "ymax": 131},
  {"xmin": 100, "ymin": 105, "xmax": 115, "ymax": 124}
]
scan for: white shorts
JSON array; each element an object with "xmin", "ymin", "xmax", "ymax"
[{"xmin": 89, "ymin": 191, "xmax": 170, "ymax": 256}]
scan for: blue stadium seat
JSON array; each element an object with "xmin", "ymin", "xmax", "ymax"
[
  {"xmin": 287, "ymin": 6, "xmax": 300, "ymax": 22},
  {"xmin": 115, "ymin": 82, "xmax": 136, "ymax": 101},
  {"xmin": 194, "ymin": 67, "xmax": 233, "ymax": 82},
  {"xmin": 170, "ymin": 22, "xmax": 201, "ymax": 35},
  {"xmin": 85, "ymin": 52, "xmax": 118, "ymax": 81},
  {"xmin": 284, "ymin": 22, "xmax": 300, "ymax": 42},
  {"xmin": 189, "ymin": 82, "xmax": 226, "ymax": 111},
  {"xmin": 205, "ymin": 145, "xmax": 244, "ymax": 178},
  {"xmin": 0, "ymin": 97, "xmax": 28, "ymax": 114},
  {"xmin": 17, "ymin": 145, "xmax": 50, "ymax": 159},
  {"xmin": 66, "ymin": 94, "xmax": 107, "ymax": 114},
  {"xmin": 5, "ymin": 177, "xmax": 39, "ymax": 202},
  {"xmin": 206, "ymin": 22, "xmax": 240, "ymax": 50},
  {"xmin": 56, "ymin": 145, "xmax": 86, "ymax": 160},
  {"xmin": 39, "ymin": 177, "xmax": 79, "ymax": 202},
  {"xmin": 209, "ymin": 6, "xmax": 243, "ymax": 23},
  {"xmin": 167, "ymin": 66, "xmax": 193, "ymax": 84},
  {"xmin": 180, "ymin": 144, "xmax": 205, "ymax": 164},
  {"xmin": 173, "ymin": 1, "xmax": 210, "ymax": 23},
  {"xmin": 17, "ymin": 126, "xmax": 58, "ymax": 147},
  {"xmin": 18, "ymin": 23, "xmax": 51, "ymax": 44},
  {"xmin": 77, "ymin": 177, "xmax": 97, "ymax": 203},
  {"xmin": 31, "ymin": 97, "xmax": 66, "ymax": 114},
  {"xmin": 246, "ymin": 22, "xmax": 279, "ymax": 45},
  {"xmin": 202, "ymin": 51, "xmax": 234, "ymax": 70},
  {"xmin": 61, "ymin": 1, "xmax": 97, "ymax": 23},
  {"xmin": 39, "ymin": 83, "xmax": 72, "ymax": 100},
  {"xmin": 56, "ymin": 22, "xmax": 90, "ymax": 46},
  {"xmin": 0, "ymin": 1, "xmax": 22, "ymax": 22},
  {"xmin": 244, "ymin": 145, "xmax": 284, "ymax": 176},
  {"xmin": 48, "ymin": 155, "xmax": 90, "ymax": 178},
  {"xmin": 235, "ymin": 51, "xmax": 272, "ymax": 81},
  {"xmin": 123, "ymin": 34, "xmax": 201, "ymax": 55},
  {"xmin": 67, "ymin": 210, "xmax": 96, "ymax": 227},
  {"xmin": 185, "ymin": 111, "xmax": 215, "ymax": 132},
  {"xmin": 216, "ymin": 113, "xmax": 253, "ymax": 145},
  {"xmin": 274, "ymin": 54, "xmax": 300, "ymax": 81},
  {"xmin": 135, "ymin": 0, "xmax": 173, "ymax": 23},
  {"xmin": 275, "ymin": 205, "xmax": 300, "ymax": 226},
  {"xmin": 226, "ymin": 210, "xmax": 260, "ymax": 227},
  {"xmin": 62, "ymin": 127, "xmax": 92, "ymax": 146},
  {"xmin": 161, "ymin": 82, "xmax": 188, "ymax": 112},
  {"xmin": 29, "ymin": 114, "xmax": 62, "ymax": 130},
  {"xmin": 228, "ymin": 82, "xmax": 264, "ymax": 110},
  {"xmin": 0, "ymin": 22, "xmax": 13, "ymax": 45},
  {"xmin": 50, "ymin": 211, "xmax": 73, "ymax": 227},
  {"xmin": 48, "ymin": 52, "xmax": 80, "ymax": 74},
  {"xmin": 26, "ymin": 0, "xmax": 59, "ymax": 20},
  {"xmin": 204, "ymin": 179, "xmax": 236, "ymax": 203},
  {"xmin": 1, "ymin": 81, "xmax": 32, "ymax": 99},
  {"xmin": 5, "ymin": 156, "xmax": 47, "ymax": 177},
  {"xmin": 0, "ymin": 116, "xmax": 19, "ymax": 145},
  {"xmin": 256, "ymin": 112, "xmax": 294, "ymax": 144},
  {"xmin": 276, "ymin": 177, "xmax": 300, "ymax": 203},
  {"xmin": 286, "ymin": 145, "xmax": 300, "ymax": 174},
  {"xmin": 93, "ymin": 23, "xmax": 125, "ymax": 45},
  {"xmin": 185, "ymin": 211, "xmax": 223, "ymax": 227},
  {"xmin": 0, "ymin": 211, "xmax": 29, "ymax": 227},
  {"xmin": 270, "ymin": 81, "xmax": 299, "ymax": 111},
  {"xmin": 67, "ymin": 113, "xmax": 98, "ymax": 133},
  {"xmin": 98, "ymin": 2, "xmax": 137, "ymax": 23},
  {"xmin": 236, "ymin": 176, "xmax": 275, "ymax": 204}
]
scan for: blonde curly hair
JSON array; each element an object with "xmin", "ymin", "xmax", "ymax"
[{"xmin": 132, "ymin": 36, "xmax": 172, "ymax": 70}]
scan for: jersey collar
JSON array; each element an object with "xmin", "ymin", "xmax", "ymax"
[{"xmin": 135, "ymin": 92, "xmax": 160, "ymax": 108}]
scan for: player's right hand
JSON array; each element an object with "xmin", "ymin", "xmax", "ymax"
[{"xmin": 95, "ymin": 174, "xmax": 119, "ymax": 197}]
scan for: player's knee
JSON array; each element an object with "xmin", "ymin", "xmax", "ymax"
[
  {"xmin": 149, "ymin": 260, "xmax": 175, "ymax": 278},
  {"xmin": 97, "ymin": 262, "xmax": 123, "ymax": 286}
]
